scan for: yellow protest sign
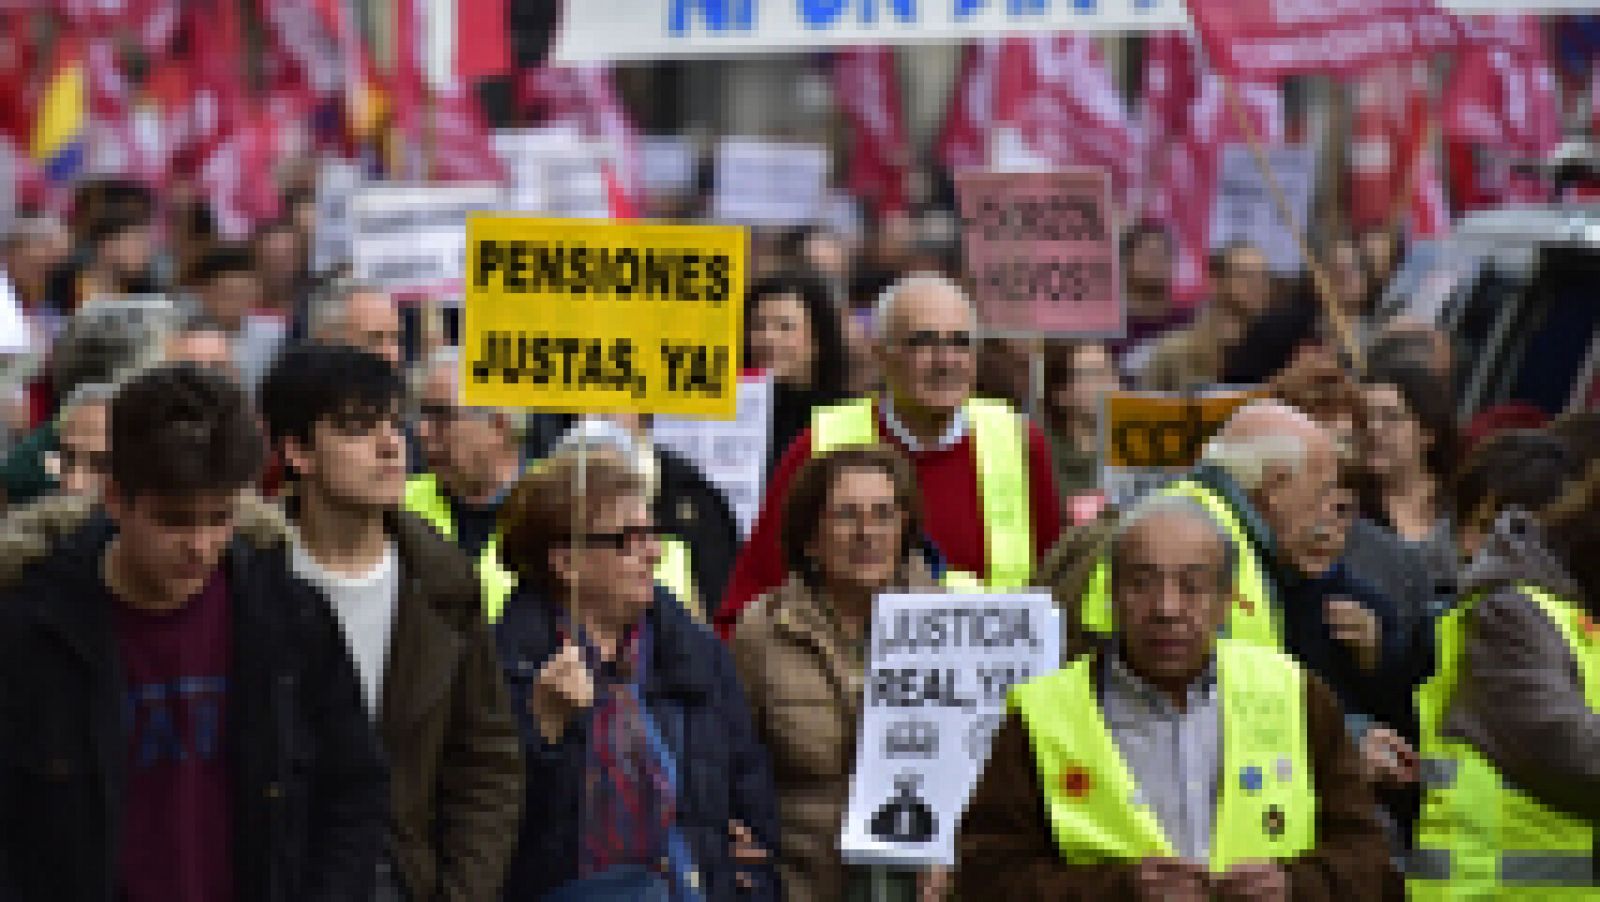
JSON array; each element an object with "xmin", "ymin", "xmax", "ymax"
[
  {"xmin": 462, "ymin": 216, "xmax": 746, "ymax": 419},
  {"xmin": 1101, "ymin": 390, "xmax": 1257, "ymax": 506}
]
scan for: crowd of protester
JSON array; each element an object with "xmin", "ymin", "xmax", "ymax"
[{"xmin": 0, "ymin": 172, "xmax": 1596, "ymax": 902}]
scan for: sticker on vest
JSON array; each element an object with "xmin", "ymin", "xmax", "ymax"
[
  {"xmin": 869, "ymin": 774, "xmax": 937, "ymax": 844},
  {"xmin": 1263, "ymin": 806, "xmax": 1286, "ymax": 838},
  {"xmin": 1275, "ymin": 756, "xmax": 1293, "ymax": 782},
  {"xmin": 1235, "ymin": 591, "xmax": 1255, "ymax": 615},
  {"xmin": 1059, "ymin": 764, "xmax": 1092, "ymax": 800},
  {"xmin": 1240, "ymin": 766, "xmax": 1264, "ymax": 794}
]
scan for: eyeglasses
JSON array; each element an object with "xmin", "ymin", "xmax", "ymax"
[
  {"xmin": 414, "ymin": 402, "xmax": 460, "ymax": 423},
  {"xmin": 899, "ymin": 330, "xmax": 976, "ymax": 354},
  {"xmin": 822, "ymin": 502, "xmax": 903, "ymax": 530},
  {"xmin": 566, "ymin": 524, "xmax": 663, "ymax": 552},
  {"xmin": 46, "ymin": 446, "xmax": 109, "ymax": 477}
]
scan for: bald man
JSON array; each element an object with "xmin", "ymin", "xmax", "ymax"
[{"xmin": 719, "ymin": 273, "xmax": 1062, "ymax": 634}]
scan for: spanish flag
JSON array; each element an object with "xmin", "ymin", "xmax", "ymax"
[{"xmin": 30, "ymin": 40, "xmax": 86, "ymax": 182}]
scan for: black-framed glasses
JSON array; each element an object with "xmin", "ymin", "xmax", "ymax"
[
  {"xmin": 900, "ymin": 330, "xmax": 976, "ymax": 353},
  {"xmin": 566, "ymin": 524, "xmax": 663, "ymax": 551}
]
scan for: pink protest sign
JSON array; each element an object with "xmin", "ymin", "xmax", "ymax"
[{"xmin": 956, "ymin": 168, "xmax": 1123, "ymax": 337}]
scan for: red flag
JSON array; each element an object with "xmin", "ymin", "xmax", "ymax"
[
  {"xmin": 936, "ymin": 39, "xmax": 1003, "ymax": 172},
  {"xmin": 1187, "ymin": 0, "xmax": 1461, "ymax": 80},
  {"xmin": 200, "ymin": 105, "xmax": 284, "ymax": 238},
  {"xmin": 457, "ymin": 0, "xmax": 510, "ymax": 81},
  {"xmin": 833, "ymin": 48, "xmax": 910, "ymax": 217},
  {"xmin": 1442, "ymin": 15, "xmax": 1560, "ymax": 211},
  {"xmin": 389, "ymin": 0, "xmax": 503, "ymax": 182}
]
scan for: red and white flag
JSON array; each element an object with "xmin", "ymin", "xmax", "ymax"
[
  {"xmin": 519, "ymin": 65, "xmax": 643, "ymax": 203},
  {"xmin": 833, "ymin": 48, "xmax": 910, "ymax": 217},
  {"xmin": 1442, "ymin": 15, "xmax": 1559, "ymax": 210},
  {"xmin": 936, "ymin": 39, "xmax": 1004, "ymax": 173},
  {"xmin": 1187, "ymin": 0, "xmax": 1462, "ymax": 81},
  {"xmin": 390, "ymin": 0, "xmax": 504, "ymax": 182}
]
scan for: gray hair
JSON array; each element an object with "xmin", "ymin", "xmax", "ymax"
[
  {"xmin": 57, "ymin": 381, "xmax": 119, "ymax": 420},
  {"xmin": 4, "ymin": 214, "xmax": 66, "ymax": 249},
  {"xmin": 1200, "ymin": 433, "xmax": 1307, "ymax": 491},
  {"xmin": 48, "ymin": 310, "xmax": 166, "ymax": 397},
  {"xmin": 871, "ymin": 271, "xmax": 976, "ymax": 340},
  {"xmin": 410, "ymin": 345, "xmax": 528, "ymax": 442},
  {"xmin": 308, "ymin": 278, "xmax": 389, "ymax": 341},
  {"xmin": 1108, "ymin": 493, "xmax": 1237, "ymax": 594}
]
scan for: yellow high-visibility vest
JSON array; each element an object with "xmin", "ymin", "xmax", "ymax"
[
  {"xmin": 1078, "ymin": 479, "xmax": 1280, "ymax": 650},
  {"xmin": 1010, "ymin": 640, "xmax": 1315, "ymax": 871},
  {"xmin": 811, "ymin": 397, "xmax": 1033, "ymax": 589},
  {"xmin": 402, "ymin": 474, "xmax": 697, "ymax": 622},
  {"xmin": 1409, "ymin": 584, "xmax": 1600, "ymax": 899}
]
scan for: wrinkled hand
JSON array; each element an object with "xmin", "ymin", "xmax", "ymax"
[
  {"xmin": 1131, "ymin": 858, "xmax": 1208, "ymax": 902},
  {"xmin": 729, "ymin": 819, "xmax": 769, "ymax": 890},
  {"xmin": 1360, "ymin": 726, "xmax": 1419, "ymax": 786},
  {"xmin": 1213, "ymin": 861, "xmax": 1289, "ymax": 902},
  {"xmin": 917, "ymin": 864, "xmax": 951, "ymax": 902},
  {"xmin": 530, "ymin": 641, "xmax": 593, "ymax": 744},
  {"xmin": 1325, "ymin": 597, "xmax": 1380, "ymax": 672}
]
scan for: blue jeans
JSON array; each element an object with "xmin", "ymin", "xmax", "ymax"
[{"xmin": 542, "ymin": 866, "xmax": 672, "ymax": 902}]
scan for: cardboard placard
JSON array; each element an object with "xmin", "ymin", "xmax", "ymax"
[
  {"xmin": 641, "ymin": 135, "xmax": 699, "ymax": 198},
  {"xmin": 495, "ymin": 128, "xmax": 616, "ymax": 220},
  {"xmin": 1209, "ymin": 144, "xmax": 1318, "ymax": 276},
  {"xmin": 712, "ymin": 139, "xmax": 829, "ymax": 227},
  {"xmin": 652, "ymin": 372, "xmax": 772, "ymax": 537},
  {"xmin": 841, "ymin": 592, "xmax": 1060, "ymax": 868},
  {"xmin": 351, "ymin": 182, "xmax": 503, "ymax": 298},
  {"xmin": 956, "ymin": 168, "xmax": 1124, "ymax": 337},
  {"xmin": 1099, "ymin": 390, "xmax": 1256, "ymax": 508},
  {"xmin": 311, "ymin": 159, "xmax": 365, "ymax": 274},
  {"xmin": 462, "ymin": 216, "xmax": 746, "ymax": 418}
]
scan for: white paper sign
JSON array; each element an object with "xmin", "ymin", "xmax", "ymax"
[
  {"xmin": 642, "ymin": 135, "xmax": 699, "ymax": 198},
  {"xmin": 554, "ymin": 0, "xmax": 1189, "ymax": 63},
  {"xmin": 495, "ymin": 128, "xmax": 616, "ymax": 220},
  {"xmin": 713, "ymin": 139, "xmax": 829, "ymax": 227},
  {"xmin": 312, "ymin": 159, "xmax": 365, "ymax": 274},
  {"xmin": 841, "ymin": 592, "xmax": 1061, "ymax": 867},
  {"xmin": 0, "ymin": 273, "xmax": 30, "ymax": 355},
  {"xmin": 652, "ymin": 373, "xmax": 772, "ymax": 537},
  {"xmin": 351, "ymin": 182, "xmax": 503, "ymax": 296},
  {"xmin": 1208, "ymin": 144, "xmax": 1318, "ymax": 276}
]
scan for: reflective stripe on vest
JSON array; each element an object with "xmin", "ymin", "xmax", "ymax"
[
  {"xmin": 1079, "ymin": 480, "xmax": 1279, "ymax": 650},
  {"xmin": 1409, "ymin": 585, "xmax": 1599, "ymax": 898},
  {"xmin": 1010, "ymin": 640, "xmax": 1314, "ymax": 871},
  {"xmin": 811, "ymin": 397, "xmax": 1033, "ymax": 589},
  {"xmin": 404, "ymin": 474, "xmax": 699, "ymax": 624}
]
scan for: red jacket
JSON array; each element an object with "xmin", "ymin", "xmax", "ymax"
[{"xmin": 716, "ymin": 402, "xmax": 1062, "ymax": 637}]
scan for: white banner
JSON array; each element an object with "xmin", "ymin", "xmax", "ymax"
[
  {"xmin": 312, "ymin": 159, "xmax": 365, "ymax": 274},
  {"xmin": 713, "ymin": 139, "xmax": 829, "ymax": 227},
  {"xmin": 1208, "ymin": 143, "xmax": 1318, "ymax": 276},
  {"xmin": 494, "ymin": 128, "xmax": 617, "ymax": 220},
  {"xmin": 642, "ymin": 135, "xmax": 700, "ymax": 198},
  {"xmin": 555, "ymin": 0, "xmax": 1189, "ymax": 62},
  {"xmin": 652, "ymin": 373, "xmax": 773, "ymax": 537},
  {"xmin": 350, "ymin": 182, "xmax": 503, "ymax": 297},
  {"xmin": 841, "ymin": 592, "xmax": 1060, "ymax": 868}
]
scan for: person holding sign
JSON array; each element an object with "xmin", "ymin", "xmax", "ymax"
[
  {"xmin": 957, "ymin": 495, "xmax": 1394, "ymax": 900},
  {"xmin": 719, "ymin": 273, "xmax": 1062, "ymax": 635},
  {"xmin": 731, "ymin": 446, "xmax": 948, "ymax": 902},
  {"xmin": 493, "ymin": 447, "xmax": 780, "ymax": 902}
]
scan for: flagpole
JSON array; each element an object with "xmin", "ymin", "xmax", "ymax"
[{"xmin": 1220, "ymin": 78, "xmax": 1364, "ymax": 372}]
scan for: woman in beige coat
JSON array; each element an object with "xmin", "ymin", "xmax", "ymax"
[{"xmin": 731, "ymin": 445, "xmax": 940, "ymax": 902}]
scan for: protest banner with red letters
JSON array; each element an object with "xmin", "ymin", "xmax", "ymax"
[
  {"xmin": 1187, "ymin": 0, "xmax": 1463, "ymax": 80},
  {"xmin": 956, "ymin": 169, "xmax": 1123, "ymax": 338}
]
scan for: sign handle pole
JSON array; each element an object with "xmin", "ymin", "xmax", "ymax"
[
  {"xmin": 1387, "ymin": 118, "xmax": 1435, "ymax": 237},
  {"xmin": 870, "ymin": 866, "xmax": 891, "ymax": 902},
  {"xmin": 1220, "ymin": 78, "xmax": 1364, "ymax": 372}
]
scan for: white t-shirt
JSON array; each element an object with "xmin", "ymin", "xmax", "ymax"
[{"xmin": 290, "ymin": 533, "xmax": 400, "ymax": 722}]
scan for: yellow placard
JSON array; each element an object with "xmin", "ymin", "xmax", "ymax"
[
  {"xmin": 1102, "ymin": 391, "xmax": 1256, "ymax": 469},
  {"xmin": 461, "ymin": 216, "xmax": 746, "ymax": 419}
]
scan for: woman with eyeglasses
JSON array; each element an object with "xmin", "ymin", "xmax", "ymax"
[
  {"xmin": 493, "ymin": 445, "xmax": 781, "ymax": 902},
  {"xmin": 731, "ymin": 445, "xmax": 947, "ymax": 902}
]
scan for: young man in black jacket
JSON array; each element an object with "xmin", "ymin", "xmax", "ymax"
[{"xmin": 0, "ymin": 363, "xmax": 389, "ymax": 902}]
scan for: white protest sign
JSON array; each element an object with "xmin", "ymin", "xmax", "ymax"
[
  {"xmin": 1209, "ymin": 144, "xmax": 1318, "ymax": 275},
  {"xmin": 554, "ymin": 0, "xmax": 1189, "ymax": 62},
  {"xmin": 652, "ymin": 373, "xmax": 772, "ymax": 537},
  {"xmin": 312, "ymin": 159, "xmax": 365, "ymax": 274},
  {"xmin": 712, "ymin": 139, "xmax": 829, "ymax": 227},
  {"xmin": 0, "ymin": 273, "xmax": 30, "ymax": 355},
  {"xmin": 642, "ymin": 135, "xmax": 699, "ymax": 198},
  {"xmin": 351, "ymin": 182, "xmax": 503, "ymax": 297},
  {"xmin": 842, "ymin": 592, "xmax": 1060, "ymax": 867},
  {"xmin": 495, "ymin": 128, "xmax": 616, "ymax": 220}
]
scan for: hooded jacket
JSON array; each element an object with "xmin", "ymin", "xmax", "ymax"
[
  {"xmin": 1442, "ymin": 508, "xmax": 1600, "ymax": 820},
  {"xmin": 0, "ymin": 495, "xmax": 389, "ymax": 902}
]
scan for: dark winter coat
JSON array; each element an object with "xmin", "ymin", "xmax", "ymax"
[{"xmin": 494, "ymin": 585, "xmax": 780, "ymax": 902}]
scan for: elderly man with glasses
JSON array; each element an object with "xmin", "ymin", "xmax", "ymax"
[{"xmin": 718, "ymin": 272, "xmax": 1062, "ymax": 635}]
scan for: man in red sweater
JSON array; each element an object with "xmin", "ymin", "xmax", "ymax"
[{"xmin": 718, "ymin": 273, "xmax": 1061, "ymax": 636}]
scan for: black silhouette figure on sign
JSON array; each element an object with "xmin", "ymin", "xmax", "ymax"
[{"xmin": 869, "ymin": 773, "xmax": 937, "ymax": 844}]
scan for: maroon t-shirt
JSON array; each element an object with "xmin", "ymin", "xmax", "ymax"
[{"xmin": 112, "ymin": 569, "xmax": 234, "ymax": 902}]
